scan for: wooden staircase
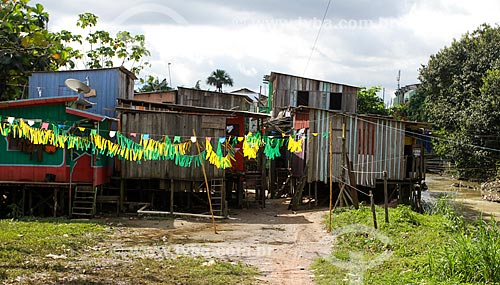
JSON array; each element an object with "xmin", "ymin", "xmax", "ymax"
[
  {"xmin": 71, "ymin": 185, "xmax": 97, "ymax": 218},
  {"xmin": 210, "ymin": 179, "xmax": 225, "ymax": 217}
]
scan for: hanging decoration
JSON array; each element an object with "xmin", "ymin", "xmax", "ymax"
[
  {"xmin": 0, "ymin": 118, "xmax": 315, "ymax": 170},
  {"xmin": 263, "ymin": 136, "xmax": 282, "ymax": 159},
  {"xmin": 287, "ymin": 136, "xmax": 304, "ymax": 153},
  {"xmin": 242, "ymin": 132, "xmax": 261, "ymax": 159},
  {"xmin": 205, "ymin": 138, "xmax": 235, "ymax": 169}
]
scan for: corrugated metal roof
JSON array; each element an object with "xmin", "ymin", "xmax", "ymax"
[
  {"xmin": 0, "ymin": 96, "xmax": 78, "ymax": 109},
  {"xmin": 269, "ymin": 71, "xmax": 359, "ymax": 89},
  {"xmin": 117, "ymin": 98, "xmax": 270, "ymax": 118},
  {"xmin": 66, "ymin": 108, "xmax": 117, "ymax": 122},
  {"xmin": 32, "ymin": 66, "xmax": 137, "ymax": 80}
]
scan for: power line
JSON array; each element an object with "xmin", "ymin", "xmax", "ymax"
[
  {"xmin": 302, "ymin": 0, "xmax": 332, "ymax": 76},
  {"xmin": 341, "ymin": 113, "xmax": 500, "ymax": 154}
]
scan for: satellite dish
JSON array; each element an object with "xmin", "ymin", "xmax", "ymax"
[{"xmin": 64, "ymin": 78, "xmax": 91, "ymax": 94}]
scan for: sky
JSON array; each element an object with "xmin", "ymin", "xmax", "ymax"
[{"xmin": 35, "ymin": 0, "xmax": 500, "ymax": 104}]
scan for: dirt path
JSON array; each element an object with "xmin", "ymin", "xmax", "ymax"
[{"xmin": 108, "ymin": 200, "xmax": 331, "ymax": 284}]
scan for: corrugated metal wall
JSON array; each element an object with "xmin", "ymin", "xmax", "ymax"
[
  {"xmin": 270, "ymin": 72, "xmax": 357, "ymax": 115},
  {"xmin": 120, "ymin": 110, "xmax": 225, "ymax": 180},
  {"xmin": 306, "ymin": 110, "xmax": 405, "ymax": 187},
  {"xmin": 177, "ymin": 87, "xmax": 251, "ymax": 111},
  {"xmin": 29, "ymin": 68, "xmax": 135, "ymax": 118}
]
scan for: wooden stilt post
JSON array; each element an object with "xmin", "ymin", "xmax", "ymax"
[
  {"xmin": 370, "ymin": 190, "xmax": 378, "ymax": 229},
  {"xmin": 383, "ymin": 170, "xmax": 389, "ymax": 223},
  {"xmin": 193, "ymin": 129, "xmax": 217, "ymax": 234},
  {"xmin": 340, "ymin": 120, "xmax": 346, "ymax": 207},
  {"xmin": 346, "ymin": 156, "xmax": 359, "ymax": 209},
  {"xmin": 314, "ymin": 182, "xmax": 318, "ymax": 206},
  {"xmin": 53, "ymin": 188, "xmax": 58, "ymax": 218},
  {"xmin": 328, "ymin": 118, "xmax": 333, "ymax": 233},
  {"xmin": 170, "ymin": 179, "xmax": 174, "ymax": 217}
]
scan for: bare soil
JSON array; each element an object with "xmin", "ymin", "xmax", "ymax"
[
  {"xmin": 80, "ymin": 174, "xmax": 500, "ymax": 284},
  {"xmin": 104, "ymin": 199, "xmax": 332, "ymax": 285}
]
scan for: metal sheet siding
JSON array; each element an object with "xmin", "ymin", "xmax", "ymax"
[
  {"xmin": 29, "ymin": 69, "xmax": 134, "ymax": 118},
  {"xmin": 305, "ymin": 110, "xmax": 406, "ymax": 187}
]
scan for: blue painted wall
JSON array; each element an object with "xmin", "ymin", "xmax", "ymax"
[{"xmin": 28, "ymin": 68, "xmax": 135, "ymax": 118}]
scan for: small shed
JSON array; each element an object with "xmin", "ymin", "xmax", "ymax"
[
  {"xmin": 28, "ymin": 67, "xmax": 137, "ymax": 118},
  {"xmin": 268, "ymin": 71, "xmax": 358, "ymax": 116},
  {"xmin": 176, "ymin": 87, "xmax": 253, "ymax": 111},
  {"xmin": 266, "ymin": 71, "xmax": 426, "ymax": 209},
  {"xmin": 115, "ymin": 98, "xmax": 270, "ymax": 214}
]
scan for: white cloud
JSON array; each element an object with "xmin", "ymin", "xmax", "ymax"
[{"xmin": 36, "ymin": 0, "xmax": 500, "ymax": 99}]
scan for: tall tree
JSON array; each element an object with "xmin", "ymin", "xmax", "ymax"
[
  {"xmin": 356, "ymin": 86, "xmax": 388, "ymax": 115},
  {"xmin": 419, "ymin": 24, "xmax": 500, "ymax": 178},
  {"xmin": 76, "ymin": 13, "xmax": 150, "ymax": 75},
  {"xmin": 390, "ymin": 89, "xmax": 428, "ymax": 122},
  {"xmin": 0, "ymin": 0, "xmax": 79, "ymax": 100},
  {"xmin": 206, "ymin": 69, "xmax": 233, "ymax": 92},
  {"xmin": 0, "ymin": 1, "xmax": 151, "ymax": 101}
]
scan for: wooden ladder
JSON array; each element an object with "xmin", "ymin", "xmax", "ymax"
[
  {"xmin": 210, "ymin": 178, "xmax": 225, "ymax": 217},
  {"xmin": 71, "ymin": 185, "xmax": 97, "ymax": 218}
]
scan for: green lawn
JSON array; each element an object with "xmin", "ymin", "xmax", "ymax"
[
  {"xmin": 0, "ymin": 218, "xmax": 258, "ymax": 284},
  {"xmin": 312, "ymin": 200, "xmax": 500, "ymax": 284}
]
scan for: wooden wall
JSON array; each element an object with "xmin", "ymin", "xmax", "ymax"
[
  {"xmin": 176, "ymin": 87, "xmax": 251, "ymax": 111},
  {"xmin": 120, "ymin": 110, "xmax": 225, "ymax": 180},
  {"xmin": 134, "ymin": 91, "xmax": 176, "ymax": 104},
  {"xmin": 270, "ymin": 72, "xmax": 357, "ymax": 116}
]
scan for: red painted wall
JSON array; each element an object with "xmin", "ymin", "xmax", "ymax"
[
  {"xmin": 0, "ymin": 153, "xmax": 110, "ymax": 185},
  {"xmin": 0, "ymin": 165, "xmax": 67, "ymax": 182},
  {"xmin": 227, "ymin": 116, "xmax": 245, "ymax": 172}
]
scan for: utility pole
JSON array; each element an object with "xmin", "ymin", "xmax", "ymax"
[
  {"xmin": 397, "ymin": 70, "xmax": 401, "ymax": 91},
  {"xmin": 168, "ymin": 62, "xmax": 172, "ymax": 89}
]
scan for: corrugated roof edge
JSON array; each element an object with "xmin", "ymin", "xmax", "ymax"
[
  {"xmin": 31, "ymin": 66, "xmax": 137, "ymax": 80},
  {"xmin": 66, "ymin": 107, "xmax": 118, "ymax": 122},
  {"xmin": 177, "ymin": 86, "xmax": 254, "ymax": 102},
  {"xmin": 269, "ymin": 71, "xmax": 359, "ymax": 89},
  {"xmin": 0, "ymin": 96, "xmax": 78, "ymax": 109},
  {"xmin": 117, "ymin": 98, "xmax": 270, "ymax": 118}
]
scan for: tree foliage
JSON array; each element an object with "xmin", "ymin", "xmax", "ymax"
[
  {"xmin": 356, "ymin": 86, "xmax": 388, "ymax": 116},
  {"xmin": 419, "ymin": 24, "xmax": 500, "ymax": 178},
  {"xmin": 0, "ymin": 0, "xmax": 151, "ymax": 101},
  {"xmin": 76, "ymin": 13, "xmax": 150, "ymax": 75},
  {"xmin": 206, "ymin": 69, "xmax": 233, "ymax": 92},
  {"xmin": 0, "ymin": 0, "xmax": 79, "ymax": 100},
  {"xmin": 137, "ymin": 76, "xmax": 171, "ymax": 92},
  {"xmin": 389, "ymin": 89, "xmax": 427, "ymax": 122}
]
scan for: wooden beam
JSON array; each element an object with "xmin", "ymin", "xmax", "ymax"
[
  {"xmin": 328, "ymin": 118, "xmax": 333, "ymax": 233},
  {"xmin": 193, "ymin": 129, "xmax": 217, "ymax": 234},
  {"xmin": 346, "ymin": 155, "xmax": 359, "ymax": 209}
]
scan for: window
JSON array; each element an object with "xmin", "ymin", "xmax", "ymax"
[
  {"xmin": 329, "ymin": 92, "xmax": 342, "ymax": 110},
  {"xmin": 7, "ymin": 134, "xmax": 21, "ymax": 151},
  {"xmin": 226, "ymin": 124, "xmax": 240, "ymax": 136},
  {"xmin": 297, "ymin": 91, "xmax": 309, "ymax": 106}
]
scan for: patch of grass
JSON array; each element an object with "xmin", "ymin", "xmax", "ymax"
[
  {"xmin": 0, "ymin": 218, "xmax": 106, "ymax": 282},
  {"xmin": 0, "ymin": 218, "xmax": 259, "ymax": 284},
  {"xmin": 312, "ymin": 200, "xmax": 499, "ymax": 285},
  {"xmin": 429, "ymin": 218, "xmax": 500, "ymax": 283}
]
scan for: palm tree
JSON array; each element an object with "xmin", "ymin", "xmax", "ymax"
[{"xmin": 206, "ymin": 69, "xmax": 233, "ymax": 92}]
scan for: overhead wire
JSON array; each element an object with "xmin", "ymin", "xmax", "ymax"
[
  {"xmin": 340, "ymin": 112, "xmax": 500, "ymax": 154},
  {"xmin": 302, "ymin": 0, "xmax": 332, "ymax": 76}
]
